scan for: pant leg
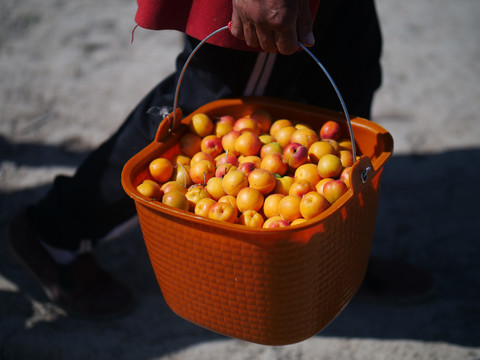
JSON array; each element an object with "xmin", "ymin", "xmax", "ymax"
[
  {"xmin": 29, "ymin": 36, "xmax": 261, "ymax": 250},
  {"xmin": 265, "ymin": 0, "xmax": 382, "ymax": 119},
  {"xmin": 29, "ymin": 74, "xmax": 177, "ymax": 250}
]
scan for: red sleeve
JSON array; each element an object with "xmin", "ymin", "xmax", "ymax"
[
  {"xmin": 134, "ymin": 0, "xmax": 191, "ymax": 31},
  {"xmin": 135, "ymin": 0, "xmax": 321, "ymax": 51}
]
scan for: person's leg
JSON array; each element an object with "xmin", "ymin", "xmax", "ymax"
[
  {"xmin": 264, "ymin": 0, "xmax": 382, "ymax": 119},
  {"xmin": 7, "ymin": 35, "xmax": 265, "ymax": 318},
  {"xmin": 28, "ymin": 36, "xmax": 261, "ymax": 252},
  {"xmin": 26, "ymin": 75, "xmax": 178, "ymax": 252}
]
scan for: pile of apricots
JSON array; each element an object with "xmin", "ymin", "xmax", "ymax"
[{"xmin": 136, "ymin": 110, "xmax": 357, "ymax": 228}]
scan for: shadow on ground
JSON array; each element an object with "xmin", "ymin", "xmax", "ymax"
[
  {"xmin": 1, "ymin": 145, "xmax": 479, "ymax": 359},
  {"xmin": 0, "ymin": 134, "xmax": 91, "ymax": 225},
  {"xmin": 321, "ymin": 148, "xmax": 480, "ymax": 346}
]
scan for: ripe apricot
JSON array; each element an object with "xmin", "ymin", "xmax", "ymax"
[
  {"xmin": 218, "ymin": 194, "xmax": 238, "ymax": 215},
  {"xmin": 251, "ymin": 110, "xmax": 272, "ymax": 133},
  {"xmin": 172, "ymin": 154, "xmax": 191, "ymax": 166},
  {"xmin": 190, "ymin": 113, "xmax": 214, "ymax": 137},
  {"xmin": 235, "ymin": 131, "xmax": 262, "ymax": 156},
  {"xmin": 191, "ymin": 151, "xmax": 214, "ymax": 165},
  {"xmin": 269, "ymin": 119, "xmax": 292, "ymax": 138},
  {"xmin": 294, "ymin": 163, "xmax": 321, "ymax": 188},
  {"xmin": 205, "ymin": 177, "xmax": 226, "ymax": 200},
  {"xmin": 315, "ymin": 178, "xmax": 334, "ymax": 195},
  {"xmin": 222, "ymin": 170, "xmax": 248, "ymax": 196},
  {"xmin": 273, "ymin": 175, "xmax": 295, "ymax": 196},
  {"xmin": 149, "ymin": 158, "xmax": 173, "ymax": 183},
  {"xmin": 291, "ymin": 218, "xmax": 308, "ymax": 226},
  {"xmin": 340, "ymin": 167, "xmax": 353, "ymax": 188},
  {"xmin": 180, "ymin": 133, "xmax": 202, "ymax": 157},
  {"xmin": 162, "ymin": 190, "xmax": 189, "ymax": 211},
  {"xmin": 308, "ymin": 141, "xmax": 335, "ymax": 164},
  {"xmin": 238, "ymin": 209, "xmax": 264, "ymax": 228},
  {"xmin": 289, "ymin": 179, "xmax": 314, "ymax": 198},
  {"xmin": 208, "ymin": 202, "xmax": 237, "ymax": 223},
  {"xmin": 275, "ymin": 126, "xmax": 296, "ymax": 148},
  {"xmin": 194, "ymin": 198, "xmax": 216, "ymax": 217},
  {"xmin": 200, "ymin": 135, "xmax": 223, "ymax": 158},
  {"xmin": 263, "ymin": 216, "xmax": 290, "ymax": 228},
  {"xmin": 278, "ymin": 195, "xmax": 302, "ymax": 222},
  {"xmin": 263, "ymin": 193, "xmax": 285, "ymax": 218},
  {"xmin": 189, "ymin": 159, "xmax": 215, "ymax": 184},
  {"xmin": 248, "ymin": 168, "xmax": 276, "ymax": 195},
  {"xmin": 238, "ymin": 155, "xmax": 262, "ymax": 168},
  {"xmin": 172, "ymin": 163, "xmax": 193, "ymax": 188},
  {"xmin": 185, "ymin": 186, "xmax": 211, "ymax": 211},
  {"xmin": 322, "ymin": 180, "xmax": 348, "ymax": 205},
  {"xmin": 299, "ymin": 191, "xmax": 330, "ymax": 220},
  {"xmin": 317, "ymin": 154, "xmax": 343, "ymax": 179},
  {"xmin": 290, "ymin": 128, "xmax": 319, "ymax": 149},
  {"xmin": 260, "ymin": 153, "xmax": 288, "ymax": 176},
  {"xmin": 160, "ymin": 181, "xmax": 188, "ymax": 195},
  {"xmin": 320, "ymin": 120, "xmax": 342, "ymax": 140},
  {"xmin": 136, "ymin": 180, "xmax": 162, "ymax": 200},
  {"xmin": 233, "ymin": 116, "xmax": 260, "ymax": 135},
  {"xmin": 236, "ymin": 187, "xmax": 264, "ymax": 213}
]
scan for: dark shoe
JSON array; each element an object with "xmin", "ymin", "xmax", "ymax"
[
  {"xmin": 6, "ymin": 208, "xmax": 135, "ymax": 319},
  {"xmin": 355, "ymin": 257, "xmax": 436, "ymax": 305}
]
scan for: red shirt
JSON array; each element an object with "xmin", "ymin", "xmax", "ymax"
[{"xmin": 134, "ymin": 0, "xmax": 321, "ymax": 51}]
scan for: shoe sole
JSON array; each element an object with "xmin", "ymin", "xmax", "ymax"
[
  {"xmin": 4, "ymin": 229, "xmax": 57, "ymax": 302},
  {"xmin": 6, "ymin": 216, "xmax": 137, "ymax": 321}
]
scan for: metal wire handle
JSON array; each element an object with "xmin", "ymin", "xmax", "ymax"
[{"xmin": 172, "ymin": 24, "xmax": 357, "ymax": 160}]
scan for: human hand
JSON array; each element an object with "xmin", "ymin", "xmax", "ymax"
[{"xmin": 230, "ymin": 0, "xmax": 314, "ymax": 55}]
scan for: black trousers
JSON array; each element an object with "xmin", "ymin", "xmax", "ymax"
[{"xmin": 30, "ymin": 0, "xmax": 382, "ymax": 250}]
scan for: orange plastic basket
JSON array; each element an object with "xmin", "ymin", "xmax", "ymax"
[
  {"xmin": 122, "ymin": 96, "xmax": 393, "ymax": 345},
  {"xmin": 121, "ymin": 26, "xmax": 393, "ymax": 345}
]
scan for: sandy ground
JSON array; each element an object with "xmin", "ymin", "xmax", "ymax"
[{"xmin": 1, "ymin": 0, "xmax": 480, "ymax": 359}]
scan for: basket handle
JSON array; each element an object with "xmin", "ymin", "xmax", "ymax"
[{"xmin": 159, "ymin": 23, "xmax": 357, "ymax": 161}]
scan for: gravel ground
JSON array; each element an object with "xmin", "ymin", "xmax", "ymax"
[{"xmin": 1, "ymin": 0, "xmax": 479, "ymax": 359}]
